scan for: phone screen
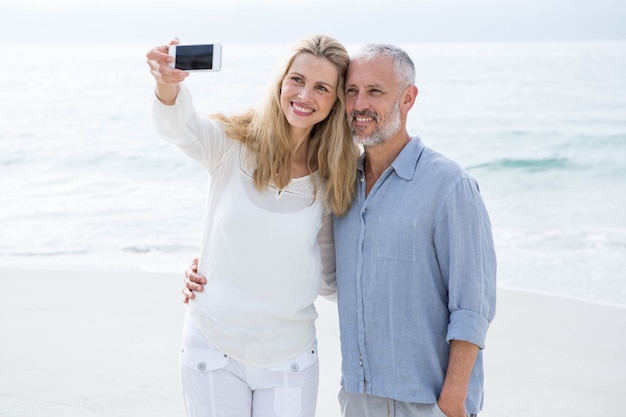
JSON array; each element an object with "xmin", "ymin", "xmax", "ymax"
[{"xmin": 175, "ymin": 45, "xmax": 215, "ymax": 70}]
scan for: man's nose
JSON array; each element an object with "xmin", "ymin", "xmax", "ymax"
[{"xmin": 352, "ymin": 91, "xmax": 369, "ymax": 111}]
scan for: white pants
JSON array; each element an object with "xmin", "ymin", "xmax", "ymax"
[{"xmin": 180, "ymin": 325, "xmax": 319, "ymax": 417}]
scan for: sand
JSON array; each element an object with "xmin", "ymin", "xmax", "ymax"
[{"xmin": 1, "ymin": 267, "xmax": 625, "ymax": 417}]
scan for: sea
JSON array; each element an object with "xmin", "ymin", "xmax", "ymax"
[{"xmin": 1, "ymin": 41, "xmax": 625, "ymax": 308}]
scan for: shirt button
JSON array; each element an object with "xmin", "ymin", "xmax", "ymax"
[
  {"xmin": 197, "ymin": 362, "xmax": 207, "ymax": 371},
  {"xmin": 290, "ymin": 363, "xmax": 299, "ymax": 372}
]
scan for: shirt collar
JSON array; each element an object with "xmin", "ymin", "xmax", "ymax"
[{"xmin": 357, "ymin": 137, "xmax": 425, "ymax": 181}]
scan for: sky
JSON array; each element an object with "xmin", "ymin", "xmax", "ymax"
[{"xmin": 1, "ymin": 0, "xmax": 626, "ymax": 45}]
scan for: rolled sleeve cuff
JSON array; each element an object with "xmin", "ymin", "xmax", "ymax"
[{"xmin": 447, "ymin": 309, "xmax": 490, "ymax": 349}]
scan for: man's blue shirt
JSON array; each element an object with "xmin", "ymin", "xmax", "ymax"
[{"xmin": 333, "ymin": 137, "xmax": 497, "ymax": 414}]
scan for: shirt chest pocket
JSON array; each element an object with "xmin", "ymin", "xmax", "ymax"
[{"xmin": 371, "ymin": 215, "xmax": 420, "ymax": 262}]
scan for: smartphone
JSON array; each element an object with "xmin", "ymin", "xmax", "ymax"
[{"xmin": 169, "ymin": 44, "xmax": 222, "ymax": 72}]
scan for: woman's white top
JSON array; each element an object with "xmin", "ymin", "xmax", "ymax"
[{"xmin": 152, "ymin": 86, "xmax": 337, "ymax": 367}]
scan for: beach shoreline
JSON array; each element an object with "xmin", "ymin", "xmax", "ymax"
[{"xmin": 1, "ymin": 267, "xmax": 625, "ymax": 417}]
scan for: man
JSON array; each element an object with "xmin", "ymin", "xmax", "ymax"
[{"xmin": 184, "ymin": 44, "xmax": 497, "ymax": 417}]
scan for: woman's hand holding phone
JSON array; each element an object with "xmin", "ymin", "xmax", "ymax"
[{"xmin": 146, "ymin": 38, "xmax": 189, "ymax": 105}]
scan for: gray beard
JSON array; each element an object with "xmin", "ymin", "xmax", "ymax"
[{"xmin": 350, "ymin": 102, "xmax": 401, "ymax": 147}]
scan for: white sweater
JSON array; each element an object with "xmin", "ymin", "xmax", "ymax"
[{"xmin": 152, "ymin": 86, "xmax": 337, "ymax": 366}]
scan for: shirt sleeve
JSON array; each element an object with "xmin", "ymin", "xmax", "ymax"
[
  {"xmin": 151, "ymin": 84, "xmax": 233, "ymax": 172},
  {"xmin": 434, "ymin": 177, "xmax": 497, "ymax": 349},
  {"xmin": 318, "ymin": 207, "xmax": 337, "ymax": 301}
]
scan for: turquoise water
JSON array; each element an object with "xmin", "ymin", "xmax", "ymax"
[{"xmin": 1, "ymin": 42, "xmax": 625, "ymax": 306}]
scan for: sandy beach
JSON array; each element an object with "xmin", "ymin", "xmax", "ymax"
[{"xmin": 1, "ymin": 267, "xmax": 625, "ymax": 417}]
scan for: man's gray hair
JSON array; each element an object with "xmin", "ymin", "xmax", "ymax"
[{"xmin": 353, "ymin": 44, "xmax": 416, "ymax": 90}]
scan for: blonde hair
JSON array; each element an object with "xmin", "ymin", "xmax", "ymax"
[{"xmin": 212, "ymin": 35, "xmax": 357, "ymax": 216}]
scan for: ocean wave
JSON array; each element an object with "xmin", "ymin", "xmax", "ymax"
[
  {"xmin": 0, "ymin": 249, "xmax": 91, "ymax": 257},
  {"xmin": 121, "ymin": 244, "xmax": 198, "ymax": 254},
  {"xmin": 0, "ymin": 243, "xmax": 199, "ymax": 259},
  {"xmin": 468, "ymin": 157, "xmax": 572, "ymax": 172}
]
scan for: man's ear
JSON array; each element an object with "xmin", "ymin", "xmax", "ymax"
[{"xmin": 401, "ymin": 85, "xmax": 418, "ymax": 112}]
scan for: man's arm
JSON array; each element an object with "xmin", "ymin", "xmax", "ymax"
[
  {"xmin": 434, "ymin": 178, "xmax": 496, "ymax": 416},
  {"xmin": 437, "ymin": 339, "xmax": 479, "ymax": 417},
  {"xmin": 183, "ymin": 258, "xmax": 206, "ymax": 303}
]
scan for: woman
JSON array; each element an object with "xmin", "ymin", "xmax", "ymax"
[{"xmin": 146, "ymin": 35, "xmax": 357, "ymax": 417}]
